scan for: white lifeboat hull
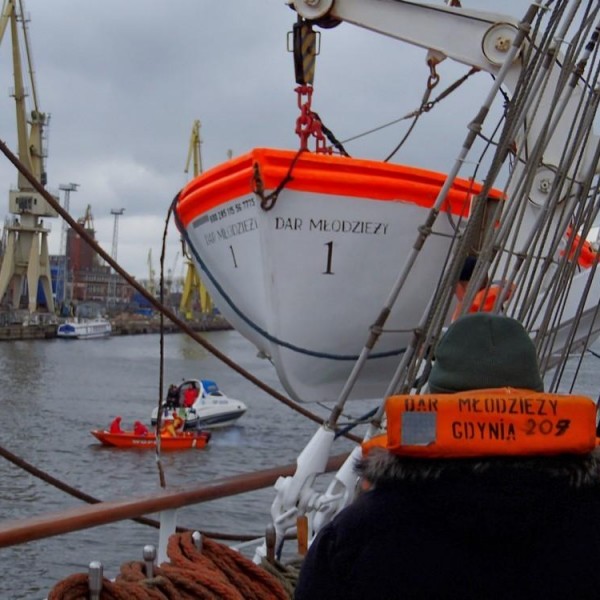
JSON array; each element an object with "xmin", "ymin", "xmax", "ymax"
[{"xmin": 175, "ymin": 148, "xmax": 497, "ymax": 403}]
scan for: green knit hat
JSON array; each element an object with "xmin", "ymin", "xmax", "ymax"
[{"xmin": 428, "ymin": 313, "xmax": 544, "ymax": 393}]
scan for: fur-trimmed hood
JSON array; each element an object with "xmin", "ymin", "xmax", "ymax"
[
  {"xmin": 355, "ymin": 446, "xmax": 600, "ymax": 489},
  {"xmin": 297, "ymin": 450, "xmax": 600, "ymax": 600}
]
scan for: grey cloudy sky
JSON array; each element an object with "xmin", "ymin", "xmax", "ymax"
[{"xmin": 0, "ymin": 0, "xmax": 526, "ymax": 279}]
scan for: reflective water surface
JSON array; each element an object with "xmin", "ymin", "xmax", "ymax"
[
  {"xmin": 0, "ymin": 331, "xmax": 357, "ymax": 599},
  {"xmin": 0, "ymin": 330, "xmax": 596, "ymax": 599}
]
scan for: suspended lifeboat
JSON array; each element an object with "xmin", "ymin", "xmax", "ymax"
[{"xmin": 175, "ymin": 148, "xmax": 503, "ymax": 403}]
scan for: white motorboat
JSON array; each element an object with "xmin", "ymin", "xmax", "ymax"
[
  {"xmin": 150, "ymin": 378, "xmax": 247, "ymax": 430},
  {"xmin": 56, "ymin": 317, "xmax": 112, "ymax": 340}
]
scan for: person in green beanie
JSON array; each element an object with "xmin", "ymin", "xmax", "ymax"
[
  {"xmin": 428, "ymin": 312, "xmax": 544, "ymax": 393},
  {"xmin": 295, "ymin": 313, "xmax": 600, "ymax": 600}
]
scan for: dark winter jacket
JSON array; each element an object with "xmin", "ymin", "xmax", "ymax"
[{"xmin": 294, "ymin": 447, "xmax": 600, "ymax": 600}]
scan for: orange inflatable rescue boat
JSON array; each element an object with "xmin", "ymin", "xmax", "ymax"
[{"xmin": 92, "ymin": 415, "xmax": 211, "ymax": 450}]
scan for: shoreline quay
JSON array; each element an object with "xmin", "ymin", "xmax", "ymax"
[{"xmin": 0, "ymin": 315, "xmax": 232, "ymax": 341}]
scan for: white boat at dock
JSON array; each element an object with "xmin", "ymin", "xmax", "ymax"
[{"xmin": 56, "ymin": 317, "xmax": 112, "ymax": 340}]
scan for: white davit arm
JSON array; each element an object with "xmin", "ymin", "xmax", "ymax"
[
  {"xmin": 288, "ymin": 0, "xmax": 521, "ymax": 75},
  {"xmin": 253, "ymin": 425, "xmax": 335, "ymax": 563},
  {"xmin": 288, "ymin": 0, "xmax": 600, "ymax": 180}
]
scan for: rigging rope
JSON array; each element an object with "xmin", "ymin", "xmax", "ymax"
[
  {"xmin": 384, "ymin": 58, "xmax": 440, "ymax": 163},
  {"xmin": 254, "ymin": 148, "xmax": 306, "ymax": 211},
  {"xmin": 443, "ymin": 0, "xmax": 600, "ymax": 396},
  {"xmin": 339, "ymin": 66, "xmax": 479, "ymax": 155},
  {"xmin": 359, "ymin": 0, "xmax": 600, "ymax": 401}
]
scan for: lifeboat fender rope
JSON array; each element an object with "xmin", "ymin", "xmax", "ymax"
[
  {"xmin": 47, "ymin": 531, "xmax": 292, "ymax": 599},
  {"xmin": 312, "ymin": 112, "xmax": 350, "ymax": 156},
  {"xmin": 253, "ymin": 147, "xmax": 305, "ymax": 211}
]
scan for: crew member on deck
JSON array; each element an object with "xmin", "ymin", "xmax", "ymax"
[
  {"xmin": 133, "ymin": 421, "xmax": 149, "ymax": 436},
  {"xmin": 161, "ymin": 412, "xmax": 185, "ymax": 437},
  {"xmin": 295, "ymin": 314, "xmax": 600, "ymax": 600},
  {"xmin": 109, "ymin": 416, "xmax": 123, "ymax": 434},
  {"xmin": 453, "ymin": 257, "xmax": 513, "ymax": 321},
  {"xmin": 166, "ymin": 384, "xmax": 180, "ymax": 408},
  {"xmin": 183, "ymin": 384, "xmax": 199, "ymax": 408}
]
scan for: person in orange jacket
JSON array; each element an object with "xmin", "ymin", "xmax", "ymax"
[
  {"xmin": 562, "ymin": 225, "xmax": 598, "ymax": 269},
  {"xmin": 160, "ymin": 412, "xmax": 185, "ymax": 437},
  {"xmin": 452, "ymin": 256, "xmax": 513, "ymax": 321}
]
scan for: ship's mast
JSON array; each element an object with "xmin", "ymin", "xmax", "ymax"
[{"xmin": 0, "ymin": 0, "xmax": 58, "ymax": 314}]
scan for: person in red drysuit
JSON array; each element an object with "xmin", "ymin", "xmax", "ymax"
[
  {"xmin": 109, "ymin": 416, "xmax": 123, "ymax": 433},
  {"xmin": 133, "ymin": 421, "xmax": 149, "ymax": 436},
  {"xmin": 183, "ymin": 385, "xmax": 199, "ymax": 408}
]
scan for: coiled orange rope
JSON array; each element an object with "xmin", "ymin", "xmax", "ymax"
[{"xmin": 48, "ymin": 531, "xmax": 291, "ymax": 599}]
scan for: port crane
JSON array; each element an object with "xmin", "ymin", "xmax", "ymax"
[
  {"xmin": 0, "ymin": 0, "xmax": 57, "ymax": 314},
  {"xmin": 180, "ymin": 119, "xmax": 213, "ymax": 319}
]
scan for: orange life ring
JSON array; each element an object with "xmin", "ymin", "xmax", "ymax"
[
  {"xmin": 562, "ymin": 226, "xmax": 598, "ymax": 269},
  {"xmin": 452, "ymin": 282, "xmax": 515, "ymax": 321}
]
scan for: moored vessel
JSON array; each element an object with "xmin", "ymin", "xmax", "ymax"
[{"xmin": 56, "ymin": 317, "xmax": 112, "ymax": 340}]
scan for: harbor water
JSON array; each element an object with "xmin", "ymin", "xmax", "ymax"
[
  {"xmin": 0, "ymin": 329, "xmax": 597, "ymax": 599},
  {"xmin": 0, "ymin": 330, "xmax": 355, "ymax": 600}
]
